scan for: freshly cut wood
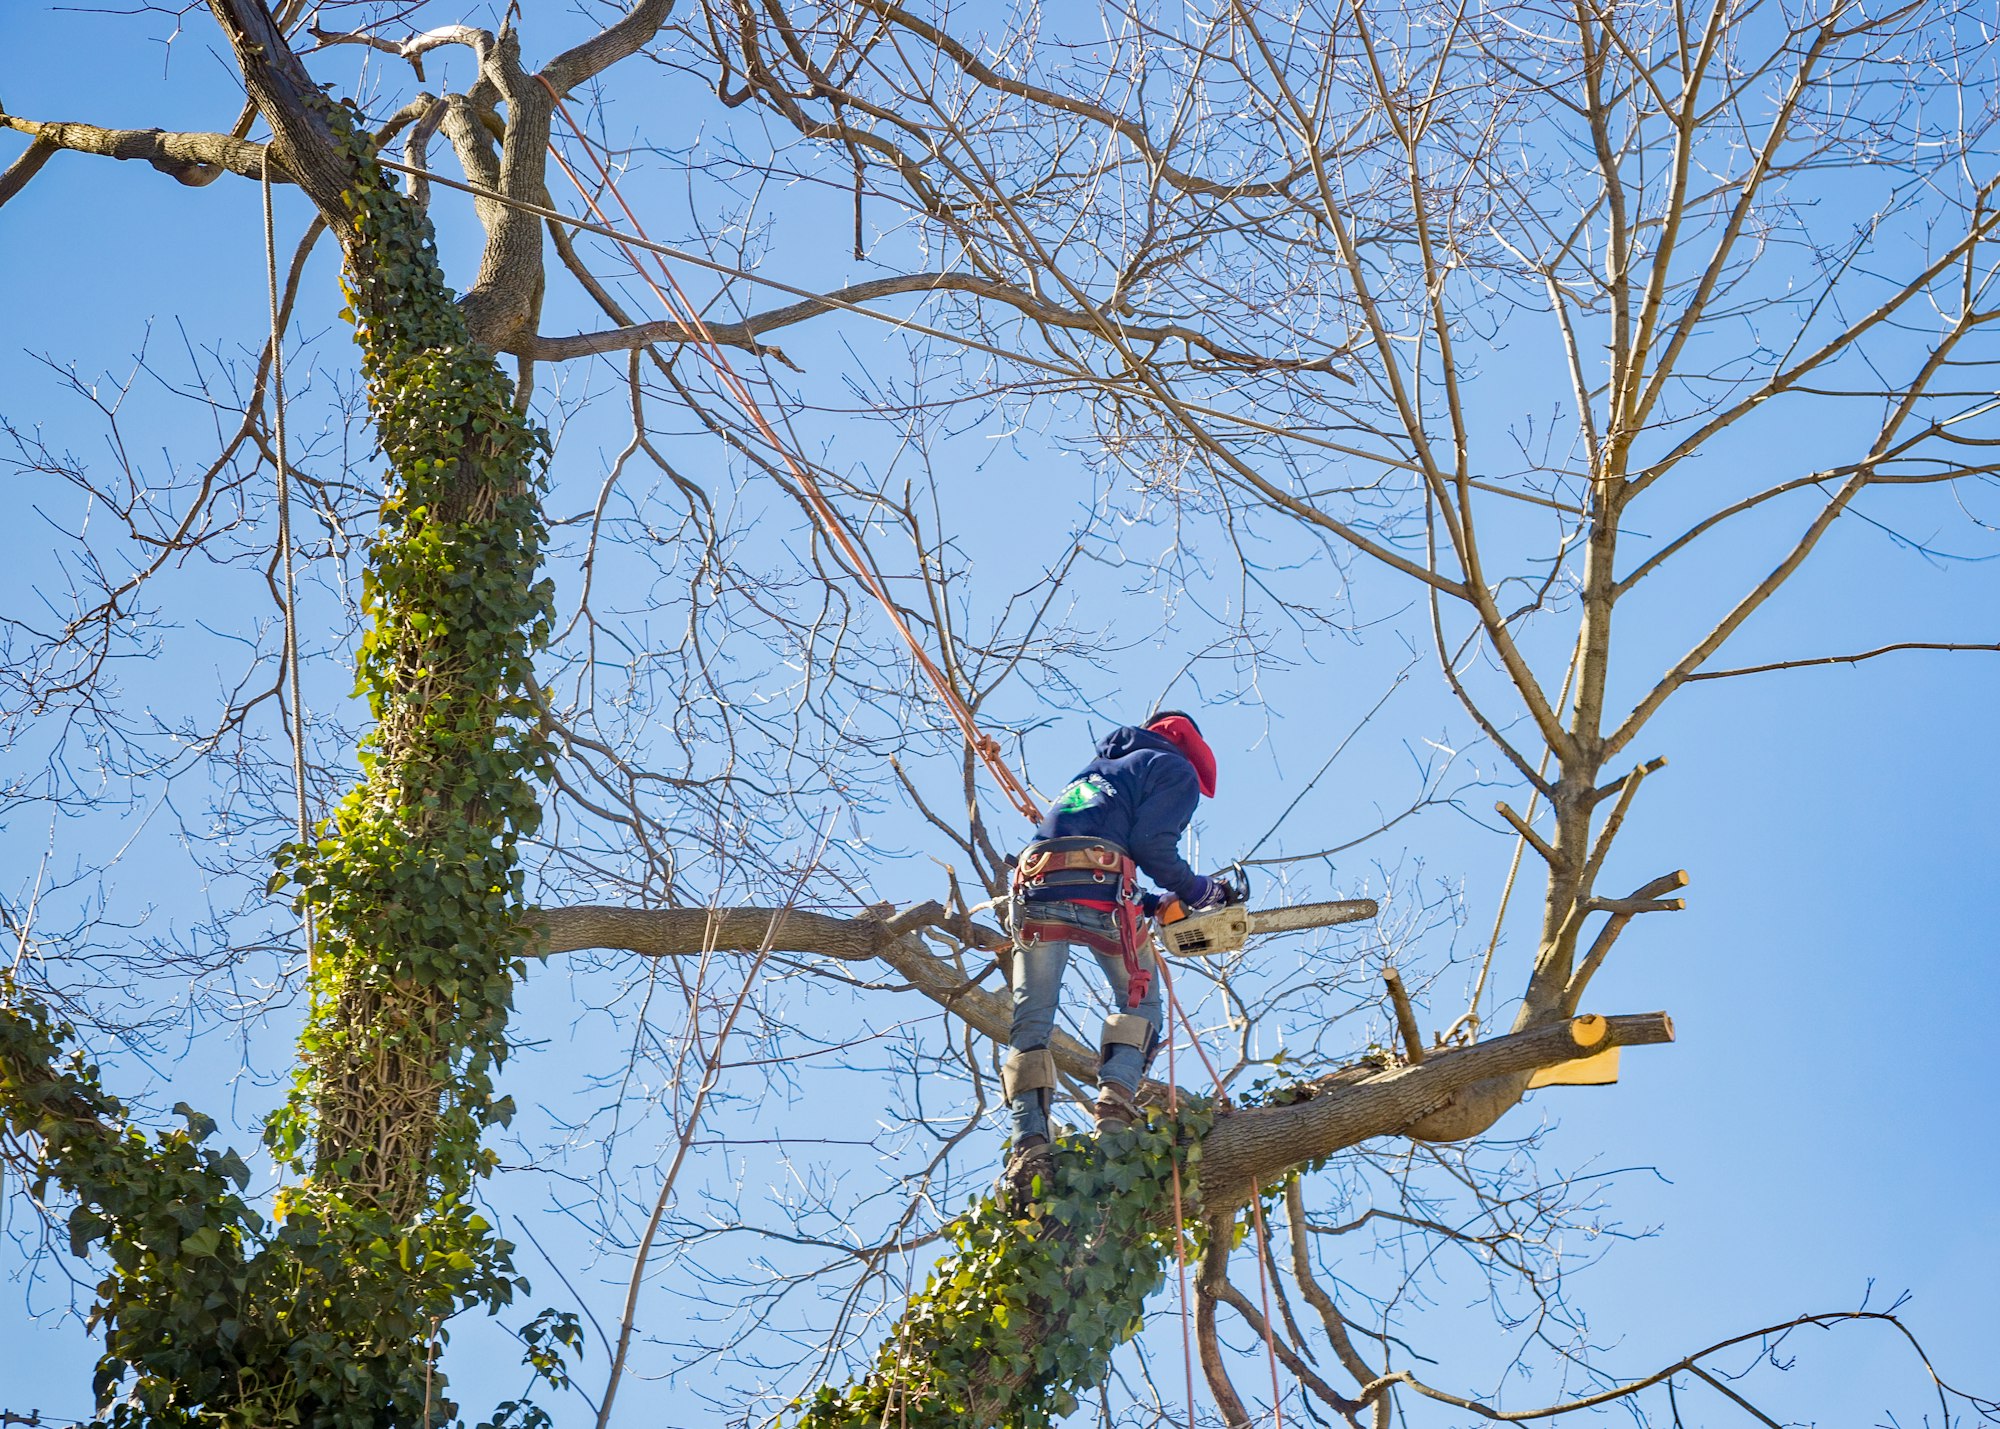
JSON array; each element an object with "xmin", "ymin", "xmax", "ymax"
[{"xmin": 1527, "ymin": 1046, "xmax": 1621, "ymax": 1087}]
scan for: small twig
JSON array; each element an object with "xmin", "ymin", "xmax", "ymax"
[
  {"xmin": 1240, "ymin": 662, "xmax": 1415, "ymax": 865},
  {"xmin": 1687, "ymin": 1367, "xmax": 1787, "ymax": 1428}
]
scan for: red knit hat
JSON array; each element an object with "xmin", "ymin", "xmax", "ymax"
[{"xmin": 1146, "ymin": 710, "xmax": 1217, "ymax": 797}]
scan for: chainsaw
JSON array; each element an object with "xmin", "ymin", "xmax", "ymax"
[{"xmin": 1153, "ymin": 867, "xmax": 1377, "ymax": 958}]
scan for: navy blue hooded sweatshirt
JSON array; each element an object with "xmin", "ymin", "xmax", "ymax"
[{"xmin": 1026, "ymin": 726, "xmax": 1205, "ymax": 903}]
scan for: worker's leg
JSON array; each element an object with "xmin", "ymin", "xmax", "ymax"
[
  {"xmin": 1089, "ymin": 942, "xmax": 1164, "ymax": 1104},
  {"xmin": 1005, "ymin": 936, "xmax": 1071, "ymax": 1144}
]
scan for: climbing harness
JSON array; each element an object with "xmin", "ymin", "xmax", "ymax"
[
  {"xmin": 1009, "ymin": 835, "xmax": 1151, "ymax": 1009},
  {"xmin": 533, "ymin": 80, "xmax": 1040, "ymax": 826},
  {"xmin": 262, "ymin": 156, "xmax": 315, "ymax": 970}
]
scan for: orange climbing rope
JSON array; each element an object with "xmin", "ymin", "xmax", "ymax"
[
  {"xmin": 535, "ymin": 84, "xmax": 1289, "ymax": 1425},
  {"xmin": 535, "ymin": 80, "xmax": 1041, "ymax": 825}
]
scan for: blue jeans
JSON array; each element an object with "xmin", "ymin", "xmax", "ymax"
[{"xmin": 1008, "ymin": 903, "xmax": 1164, "ymax": 1142}]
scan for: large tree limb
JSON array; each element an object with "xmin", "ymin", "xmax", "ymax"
[
  {"xmin": 0, "ymin": 113, "xmax": 282, "ymax": 186},
  {"xmin": 535, "ymin": 904, "xmax": 1674, "ymax": 1209},
  {"xmin": 0, "ymin": 94, "xmax": 447, "ymax": 202},
  {"xmin": 206, "ymin": 0, "xmax": 367, "ymax": 233},
  {"xmin": 206, "ymin": 0, "xmax": 550, "ymax": 350},
  {"xmin": 532, "ymin": 900, "xmax": 1069, "ymax": 1062},
  {"xmin": 541, "ymin": 0, "xmax": 678, "ymax": 95},
  {"xmin": 536, "ymin": 902, "xmax": 953, "ymax": 963},
  {"xmin": 456, "ymin": 27, "xmax": 550, "ymax": 349},
  {"xmin": 1195, "ymin": 1013, "xmax": 1674, "ymax": 1209}
]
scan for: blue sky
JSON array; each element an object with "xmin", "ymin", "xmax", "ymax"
[{"xmin": 2, "ymin": 3, "xmax": 1997, "ymax": 1426}]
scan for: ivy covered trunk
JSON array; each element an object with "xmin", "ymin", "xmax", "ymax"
[
  {"xmin": 249, "ymin": 86, "xmax": 556, "ymax": 1413},
  {"xmin": 266, "ymin": 125, "xmax": 551, "ymax": 1226},
  {"xmin": 0, "ymin": 64, "xmax": 553, "ymax": 1429}
]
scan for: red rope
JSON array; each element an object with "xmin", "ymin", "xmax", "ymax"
[
  {"xmin": 534, "ymin": 80, "xmax": 1041, "ymax": 826},
  {"xmin": 1157, "ymin": 947, "xmax": 1288, "ymax": 1429},
  {"xmin": 1163, "ymin": 971, "xmax": 1199, "ymax": 1429},
  {"xmin": 1246, "ymin": 1188, "xmax": 1288, "ymax": 1429}
]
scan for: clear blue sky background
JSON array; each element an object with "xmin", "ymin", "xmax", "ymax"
[{"xmin": 2, "ymin": 4, "xmax": 1996, "ymax": 1426}]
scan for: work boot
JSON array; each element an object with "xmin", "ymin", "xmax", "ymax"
[
  {"xmin": 1093, "ymin": 1082, "xmax": 1140, "ymax": 1134},
  {"xmin": 998, "ymin": 1134, "xmax": 1054, "ymax": 1204}
]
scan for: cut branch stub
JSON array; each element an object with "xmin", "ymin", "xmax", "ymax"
[
  {"xmin": 1494, "ymin": 800, "xmax": 1559, "ymax": 866},
  {"xmin": 1382, "ymin": 967, "xmax": 1426, "ymax": 1064}
]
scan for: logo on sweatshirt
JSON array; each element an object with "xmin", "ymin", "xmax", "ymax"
[{"xmin": 1053, "ymin": 773, "xmax": 1115, "ymax": 814}]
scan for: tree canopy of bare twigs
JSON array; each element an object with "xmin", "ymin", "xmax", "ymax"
[{"xmin": 2, "ymin": 1, "xmax": 1997, "ymax": 1426}]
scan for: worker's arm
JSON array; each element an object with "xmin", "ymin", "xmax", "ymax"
[{"xmin": 1129, "ymin": 757, "xmax": 1209, "ymax": 902}]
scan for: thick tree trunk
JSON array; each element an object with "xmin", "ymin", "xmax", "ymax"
[{"xmin": 203, "ymin": 1, "xmax": 552, "ymax": 1223}]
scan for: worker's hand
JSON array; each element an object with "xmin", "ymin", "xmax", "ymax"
[
  {"xmin": 1138, "ymin": 891, "xmax": 1165, "ymax": 917},
  {"xmin": 1197, "ymin": 869, "xmax": 1250, "ymax": 906},
  {"xmin": 1186, "ymin": 875, "xmax": 1227, "ymax": 910}
]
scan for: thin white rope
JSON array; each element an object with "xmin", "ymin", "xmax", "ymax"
[
  {"xmin": 264, "ymin": 156, "xmax": 316, "ymax": 972},
  {"xmin": 1450, "ymin": 632, "xmax": 1585, "ymax": 1042}
]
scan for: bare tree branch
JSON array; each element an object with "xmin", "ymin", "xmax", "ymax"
[
  {"xmin": 1686, "ymin": 641, "xmax": 2000, "ymax": 682},
  {"xmin": 0, "ymin": 135, "xmax": 58, "ymax": 207},
  {"xmin": 0, "ymin": 113, "xmax": 277, "ymax": 186}
]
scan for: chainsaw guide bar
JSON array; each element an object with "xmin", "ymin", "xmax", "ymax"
[{"xmin": 1157, "ymin": 897, "xmax": 1378, "ymax": 958}]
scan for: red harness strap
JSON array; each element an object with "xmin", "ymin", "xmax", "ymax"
[{"xmin": 1115, "ymin": 900, "xmax": 1150, "ymax": 1009}]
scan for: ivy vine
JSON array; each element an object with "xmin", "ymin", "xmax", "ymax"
[{"xmin": 795, "ymin": 1101, "xmax": 1217, "ymax": 1429}]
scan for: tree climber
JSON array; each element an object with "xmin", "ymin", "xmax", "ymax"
[{"xmin": 1001, "ymin": 710, "xmax": 1239, "ymax": 1188}]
